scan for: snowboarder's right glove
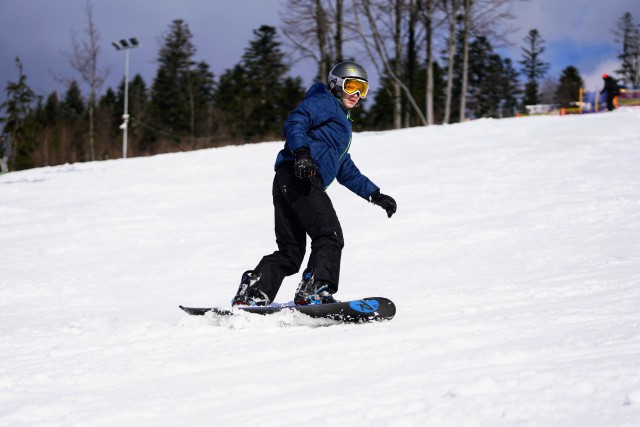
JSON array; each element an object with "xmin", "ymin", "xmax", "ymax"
[
  {"xmin": 293, "ymin": 148, "xmax": 316, "ymax": 179},
  {"xmin": 370, "ymin": 190, "xmax": 397, "ymax": 218}
]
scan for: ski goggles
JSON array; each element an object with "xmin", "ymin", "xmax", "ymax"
[{"xmin": 339, "ymin": 77, "xmax": 369, "ymax": 98}]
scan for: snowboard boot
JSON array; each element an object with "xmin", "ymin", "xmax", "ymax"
[
  {"xmin": 294, "ymin": 267, "xmax": 338, "ymax": 306},
  {"xmin": 231, "ymin": 270, "xmax": 270, "ymax": 306}
]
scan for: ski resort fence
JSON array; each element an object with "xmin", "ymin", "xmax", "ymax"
[
  {"xmin": 578, "ymin": 86, "xmax": 640, "ymax": 113},
  {"xmin": 521, "ymin": 87, "xmax": 640, "ymax": 117}
]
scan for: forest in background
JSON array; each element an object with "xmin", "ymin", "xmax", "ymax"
[{"xmin": 1, "ymin": 1, "xmax": 639, "ymax": 171}]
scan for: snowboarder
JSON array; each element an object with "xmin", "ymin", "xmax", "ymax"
[
  {"xmin": 231, "ymin": 61, "xmax": 397, "ymax": 307},
  {"xmin": 600, "ymin": 74, "xmax": 620, "ymax": 111}
]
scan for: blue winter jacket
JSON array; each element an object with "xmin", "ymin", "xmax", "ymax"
[{"xmin": 275, "ymin": 83, "xmax": 379, "ymax": 200}]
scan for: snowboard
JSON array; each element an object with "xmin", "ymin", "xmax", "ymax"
[{"xmin": 179, "ymin": 297, "xmax": 395, "ymax": 324}]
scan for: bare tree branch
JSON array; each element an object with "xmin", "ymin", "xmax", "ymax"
[
  {"xmin": 63, "ymin": 0, "xmax": 109, "ymax": 161},
  {"xmin": 280, "ymin": 0, "xmax": 346, "ymax": 80},
  {"xmin": 353, "ymin": 0, "xmax": 427, "ymax": 126}
]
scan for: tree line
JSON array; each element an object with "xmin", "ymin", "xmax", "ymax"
[{"xmin": 1, "ymin": 1, "xmax": 639, "ymax": 172}]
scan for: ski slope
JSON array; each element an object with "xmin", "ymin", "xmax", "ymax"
[{"xmin": 1, "ymin": 108, "xmax": 639, "ymax": 426}]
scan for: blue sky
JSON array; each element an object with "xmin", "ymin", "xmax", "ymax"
[
  {"xmin": 0, "ymin": 0, "xmax": 638, "ymax": 104},
  {"xmin": 503, "ymin": 0, "xmax": 640, "ymax": 90}
]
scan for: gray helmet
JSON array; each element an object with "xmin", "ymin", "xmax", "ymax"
[{"xmin": 328, "ymin": 61, "xmax": 369, "ymax": 99}]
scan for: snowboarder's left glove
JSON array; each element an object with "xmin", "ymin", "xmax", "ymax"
[
  {"xmin": 293, "ymin": 148, "xmax": 316, "ymax": 179},
  {"xmin": 370, "ymin": 190, "xmax": 397, "ymax": 218}
]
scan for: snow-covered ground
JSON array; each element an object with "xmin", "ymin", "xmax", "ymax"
[{"xmin": 1, "ymin": 108, "xmax": 639, "ymax": 426}]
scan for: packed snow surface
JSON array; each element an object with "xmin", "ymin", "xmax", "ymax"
[{"xmin": 1, "ymin": 109, "xmax": 640, "ymax": 426}]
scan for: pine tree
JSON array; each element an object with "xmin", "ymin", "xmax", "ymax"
[
  {"xmin": 188, "ymin": 61, "xmax": 215, "ymax": 144},
  {"xmin": 242, "ymin": 25, "xmax": 287, "ymax": 139},
  {"xmin": 467, "ymin": 36, "xmax": 504, "ymax": 118},
  {"xmin": 1, "ymin": 57, "xmax": 38, "ymax": 170},
  {"xmin": 215, "ymin": 25, "xmax": 303, "ymax": 142},
  {"xmin": 99, "ymin": 87, "xmax": 120, "ymax": 134},
  {"xmin": 519, "ymin": 29, "xmax": 549, "ymax": 107},
  {"xmin": 39, "ymin": 91, "xmax": 63, "ymax": 166},
  {"xmin": 555, "ymin": 66, "xmax": 584, "ymax": 107},
  {"xmin": 150, "ymin": 19, "xmax": 214, "ymax": 144},
  {"xmin": 214, "ymin": 65, "xmax": 252, "ymax": 141},
  {"xmin": 463, "ymin": 36, "xmax": 520, "ymax": 119},
  {"xmin": 367, "ymin": 71, "xmax": 397, "ymax": 130},
  {"xmin": 150, "ymin": 19, "xmax": 194, "ymax": 138},
  {"xmin": 614, "ymin": 12, "xmax": 640, "ymax": 87},
  {"xmin": 43, "ymin": 92, "xmax": 60, "ymax": 127},
  {"xmin": 61, "ymin": 81, "xmax": 85, "ymax": 119},
  {"xmin": 500, "ymin": 58, "xmax": 521, "ymax": 117},
  {"xmin": 117, "ymin": 73, "xmax": 151, "ymax": 152},
  {"xmin": 61, "ymin": 80, "xmax": 86, "ymax": 162}
]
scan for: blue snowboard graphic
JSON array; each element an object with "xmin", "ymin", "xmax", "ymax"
[{"xmin": 180, "ymin": 297, "xmax": 395, "ymax": 324}]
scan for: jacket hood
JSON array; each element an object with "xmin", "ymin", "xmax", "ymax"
[
  {"xmin": 305, "ymin": 82, "xmax": 350, "ymax": 112},
  {"xmin": 304, "ymin": 82, "xmax": 331, "ymax": 99}
]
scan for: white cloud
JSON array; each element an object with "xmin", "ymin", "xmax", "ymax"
[
  {"xmin": 583, "ymin": 59, "xmax": 621, "ymax": 91},
  {"xmin": 509, "ymin": 0, "xmax": 639, "ymax": 46}
]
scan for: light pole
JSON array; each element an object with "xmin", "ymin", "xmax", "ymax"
[{"xmin": 112, "ymin": 37, "xmax": 139, "ymax": 159}]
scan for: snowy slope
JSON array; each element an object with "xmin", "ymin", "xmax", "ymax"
[{"xmin": 1, "ymin": 109, "xmax": 640, "ymax": 426}]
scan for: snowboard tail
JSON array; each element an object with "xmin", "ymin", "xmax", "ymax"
[{"xmin": 179, "ymin": 297, "xmax": 395, "ymax": 324}]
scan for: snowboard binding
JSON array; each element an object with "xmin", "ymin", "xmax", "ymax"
[
  {"xmin": 231, "ymin": 270, "xmax": 270, "ymax": 306},
  {"xmin": 294, "ymin": 267, "xmax": 338, "ymax": 306}
]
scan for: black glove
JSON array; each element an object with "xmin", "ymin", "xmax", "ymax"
[
  {"xmin": 293, "ymin": 148, "xmax": 317, "ymax": 179},
  {"xmin": 370, "ymin": 190, "xmax": 397, "ymax": 218}
]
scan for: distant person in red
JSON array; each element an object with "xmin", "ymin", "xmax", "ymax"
[{"xmin": 600, "ymin": 74, "xmax": 620, "ymax": 111}]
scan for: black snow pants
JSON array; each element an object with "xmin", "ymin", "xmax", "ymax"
[
  {"xmin": 606, "ymin": 94, "xmax": 616, "ymax": 111},
  {"xmin": 254, "ymin": 162, "xmax": 344, "ymax": 302}
]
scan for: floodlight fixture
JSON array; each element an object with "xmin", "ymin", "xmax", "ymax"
[{"xmin": 112, "ymin": 37, "xmax": 140, "ymax": 159}]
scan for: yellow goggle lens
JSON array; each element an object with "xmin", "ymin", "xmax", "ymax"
[{"xmin": 342, "ymin": 78, "xmax": 369, "ymax": 98}]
